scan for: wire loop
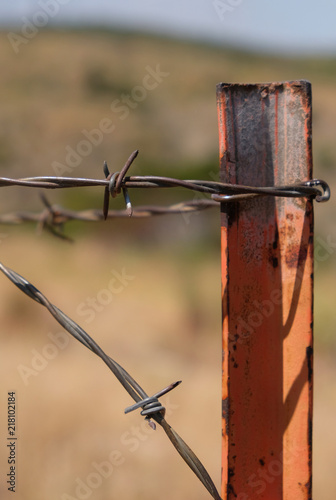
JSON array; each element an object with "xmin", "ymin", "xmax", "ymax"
[
  {"xmin": 303, "ymin": 179, "xmax": 330, "ymax": 202},
  {"xmin": 211, "ymin": 179, "xmax": 331, "ymax": 203},
  {"xmin": 108, "ymin": 171, "xmax": 120, "ymax": 198}
]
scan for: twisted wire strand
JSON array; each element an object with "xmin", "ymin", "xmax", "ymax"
[
  {"xmin": 0, "ymin": 261, "xmax": 222, "ymax": 500},
  {"xmin": 0, "ymin": 148, "xmax": 330, "ymax": 209},
  {"xmin": 0, "ymin": 198, "xmax": 219, "ymax": 241},
  {"xmin": 0, "ymin": 199, "xmax": 218, "ymax": 225},
  {"xmin": 0, "ymin": 147, "xmax": 330, "ymax": 203},
  {"xmin": 0, "ymin": 174, "xmax": 329, "ymax": 201}
]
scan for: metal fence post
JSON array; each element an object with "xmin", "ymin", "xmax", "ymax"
[{"xmin": 218, "ymin": 81, "xmax": 313, "ymax": 500}]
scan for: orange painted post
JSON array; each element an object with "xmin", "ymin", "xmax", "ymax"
[{"xmin": 218, "ymin": 81, "xmax": 313, "ymax": 500}]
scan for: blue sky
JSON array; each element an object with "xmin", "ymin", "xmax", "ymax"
[{"xmin": 1, "ymin": 0, "xmax": 336, "ymax": 55}]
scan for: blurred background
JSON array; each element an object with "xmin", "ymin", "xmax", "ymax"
[{"xmin": 0, "ymin": 1, "xmax": 335, "ymax": 499}]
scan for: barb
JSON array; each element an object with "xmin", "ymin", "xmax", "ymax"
[
  {"xmin": 0, "ymin": 261, "xmax": 222, "ymax": 500},
  {"xmin": 103, "ymin": 150, "xmax": 138, "ymax": 218}
]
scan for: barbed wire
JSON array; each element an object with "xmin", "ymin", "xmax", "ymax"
[
  {"xmin": 0, "ymin": 150, "xmax": 330, "ymax": 240},
  {"xmin": 0, "ymin": 194, "xmax": 219, "ymax": 241},
  {"xmin": 0, "ymin": 149, "xmax": 330, "ymax": 207},
  {"xmin": 0, "ymin": 260, "xmax": 222, "ymax": 500},
  {"xmin": 0, "ymin": 172, "xmax": 329, "ymax": 201}
]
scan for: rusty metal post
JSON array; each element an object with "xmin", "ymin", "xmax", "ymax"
[{"xmin": 218, "ymin": 81, "xmax": 313, "ymax": 500}]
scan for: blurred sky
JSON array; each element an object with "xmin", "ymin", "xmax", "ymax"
[{"xmin": 1, "ymin": 0, "xmax": 336, "ymax": 55}]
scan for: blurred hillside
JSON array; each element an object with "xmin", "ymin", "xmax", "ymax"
[
  {"xmin": 0, "ymin": 28, "xmax": 335, "ymax": 500},
  {"xmin": 0, "ymin": 28, "xmax": 335, "ymax": 204},
  {"xmin": 0, "ymin": 27, "xmax": 334, "ymax": 344}
]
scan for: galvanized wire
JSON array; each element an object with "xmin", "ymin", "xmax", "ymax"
[{"xmin": 0, "ymin": 261, "xmax": 222, "ymax": 500}]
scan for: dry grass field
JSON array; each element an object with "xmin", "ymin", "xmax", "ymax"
[
  {"xmin": 0, "ymin": 234, "xmax": 222, "ymax": 500},
  {"xmin": 0, "ymin": 28, "xmax": 335, "ymax": 499}
]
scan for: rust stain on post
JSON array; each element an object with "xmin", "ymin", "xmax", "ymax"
[{"xmin": 218, "ymin": 81, "xmax": 313, "ymax": 499}]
